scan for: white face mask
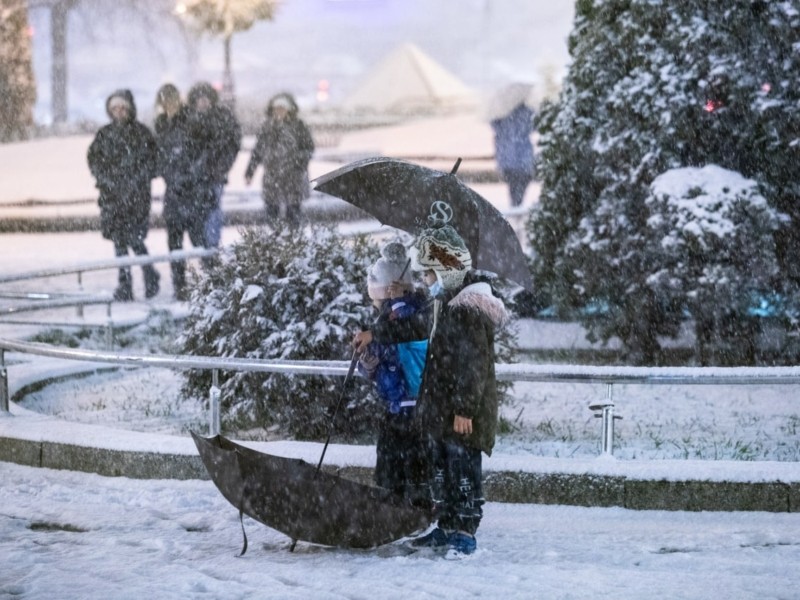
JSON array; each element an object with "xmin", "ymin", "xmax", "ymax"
[{"xmin": 428, "ymin": 280, "xmax": 444, "ymax": 297}]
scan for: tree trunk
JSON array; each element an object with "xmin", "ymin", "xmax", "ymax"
[
  {"xmin": 50, "ymin": 0, "xmax": 69, "ymax": 124},
  {"xmin": 221, "ymin": 34, "xmax": 234, "ymax": 110}
]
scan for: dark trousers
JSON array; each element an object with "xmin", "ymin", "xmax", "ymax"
[
  {"xmin": 113, "ymin": 237, "xmax": 158, "ymax": 296},
  {"xmin": 503, "ymin": 169, "xmax": 533, "ymax": 207},
  {"xmin": 166, "ymin": 214, "xmax": 210, "ymax": 295},
  {"xmin": 428, "ymin": 439, "xmax": 484, "ymax": 535},
  {"xmin": 375, "ymin": 412, "xmax": 428, "ymax": 505},
  {"xmin": 264, "ymin": 200, "xmax": 301, "ymax": 230}
]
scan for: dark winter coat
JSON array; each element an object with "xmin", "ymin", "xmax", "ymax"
[
  {"xmin": 371, "ymin": 277, "xmax": 508, "ymax": 456},
  {"xmin": 186, "ymin": 84, "xmax": 242, "ymax": 187},
  {"xmin": 87, "ymin": 89, "xmax": 157, "ymax": 242},
  {"xmin": 491, "ymin": 103, "xmax": 535, "ymax": 175},
  {"xmin": 245, "ymin": 95, "xmax": 315, "ymax": 207},
  {"xmin": 155, "ymin": 108, "xmax": 195, "ymax": 190},
  {"xmin": 416, "ymin": 281, "xmax": 507, "ymax": 456},
  {"xmin": 154, "ymin": 108, "xmax": 216, "ymax": 225},
  {"xmin": 359, "ymin": 293, "xmax": 428, "ymax": 415}
]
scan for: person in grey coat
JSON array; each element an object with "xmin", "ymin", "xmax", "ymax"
[
  {"xmin": 87, "ymin": 89, "xmax": 159, "ymax": 301},
  {"xmin": 244, "ymin": 93, "xmax": 315, "ymax": 229}
]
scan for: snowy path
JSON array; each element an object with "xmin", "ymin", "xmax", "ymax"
[{"xmin": 1, "ymin": 461, "xmax": 798, "ymax": 600}]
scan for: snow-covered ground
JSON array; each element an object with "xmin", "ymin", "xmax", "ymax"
[{"xmin": 1, "ymin": 460, "xmax": 798, "ymax": 600}]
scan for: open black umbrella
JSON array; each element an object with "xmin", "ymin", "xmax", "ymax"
[
  {"xmin": 192, "ymin": 432, "xmax": 431, "ymax": 549},
  {"xmin": 313, "ymin": 157, "xmax": 533, "ymax": 290}
]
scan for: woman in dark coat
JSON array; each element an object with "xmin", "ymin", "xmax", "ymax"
[
  {"xmin": 87, "ymin": 89, "xmax": 159, "ymax": 301},
  {"xmin": 244, "ymin": 93, "xmax": 315, "ymax": 228},
  {"xmin": 185, "ymin": 82, "xmax": 241, "ymax": 249},
  {"xmin": 154, "ymin": 83, "xmax": 210, "ymax": 301}
]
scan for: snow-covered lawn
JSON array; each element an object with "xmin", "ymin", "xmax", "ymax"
[{"xmin": 1, "ymin": 460, "xmax": 798, "ymax": 600}]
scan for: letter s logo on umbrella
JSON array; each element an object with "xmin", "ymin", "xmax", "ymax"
[{"xmin": 428, "ymin": 200, "xmax": 453, "ymax": 226}]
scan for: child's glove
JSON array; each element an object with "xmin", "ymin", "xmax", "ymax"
[{"xmin": 359, "ymin": 351, "xmax": 380, "ymax": 376}]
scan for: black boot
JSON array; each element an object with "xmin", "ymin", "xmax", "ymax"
[
  {"xmin": 144, "ymin": 265, "xmax": 160, "ymax": 299},
  {"xmin": 114, "ymin": 267, "xmax": 134, "ymax": 302}
]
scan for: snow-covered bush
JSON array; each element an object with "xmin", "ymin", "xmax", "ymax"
[
  {"xmin": 178, "ymin": 226, "xmax": 380, "ymax": 440},
  {"xmin": 645, "ymin": 166, "xmax": 784, "ymax": 365}
]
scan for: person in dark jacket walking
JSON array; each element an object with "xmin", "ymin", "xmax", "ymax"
[
  {"xmin": 186, "ymin": 82, "xmax": 241, "ymax": 248},
  {"xmin": 244, "ymin": 93, "xmax": 315, "ymax": 229},
  {"xmin": 357, "ymin": 242, "xmax": 429, "ymax": 505},
  {"xmin": 154, "ymin": 83, "xmax": 211, "ymax": 301},
  {"xmin": 352, "ymin": 223, "xmax": 509, "ymax": 558},
  {"xmin": 491, "ymin": 101, "xmax": 535, "ymax": 208},
  {"xmin": 87, "ymin": 89, "xmax": 159, "ymax": 302}
]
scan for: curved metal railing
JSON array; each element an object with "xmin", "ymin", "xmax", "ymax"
[{"xmin": 2, "ymin": 337, "xmax": 800, "ymax": 452}]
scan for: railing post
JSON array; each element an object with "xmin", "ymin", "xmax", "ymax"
[
  {"xmin": 0, "ymin": 349, "xmax": 9, "ymax": 413},
  {"xmin": 76, "ymin": 270, "xmax": 85, "ymax": 317},
  {"xmin": 105, "ymin": 302, "xmax": 113, "ymax": 349},
  {"xmin": 209, "ymin": 369, "xmax": 221, "ymax": 436},
  {"xmin": 589, "ymin": 383, "xmax": 622, "ymax": 456}
]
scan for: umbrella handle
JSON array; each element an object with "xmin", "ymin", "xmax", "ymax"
[
  {"xmin": 315, "ymin": 348, "xmax": 359, "ymax": 474},
  {"xmin": 398, "ymin": 258, "xmax": 411, "ymax": 280}
]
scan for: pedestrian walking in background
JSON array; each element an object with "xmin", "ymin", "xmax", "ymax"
[
  {"xmin": 356, "ymin": 242, "xmax": 429, "ymax": 505},
  {"xmin": 245, "ymin": 93, "xmax": 315, "ymax": 229},
  {"xmin": 87, "ymin": 89, "xmax": 159, "ymax": 302},
  {"xmin": 185, "ymin": 82, "xmax": 241, "ymax": 248},
  {"xmin": 154, "ymin": 83, "xmax": 207, "ymax": 301},
  {"xmin": 489, "ymin": 83, "xmax": 536, "ymax": 208},
  {"xmin": 407, "ymin": 224, "xmax": 509, "ymax": 558}
]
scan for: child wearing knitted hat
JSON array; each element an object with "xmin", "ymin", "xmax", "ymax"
[
  {"xmin": 407, "ymin": 223, "xmax": 509, "ymax": 559},
  {"xmin": 357, "ymin": 241, "xmax": 430, "ymax": 505}
]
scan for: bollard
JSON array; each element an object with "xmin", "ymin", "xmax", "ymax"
[
  {"xmin": 589, "ymin": 383, "xmax": 623, "ymax": 456},
  {"xmin": 105, "ymin": 302, "xmax": 113, "ymax": 349},
  {"xmin": 209, "ymin": 369, "xmax": 221, "ymax": 437},
  {"xmin": 76, "ymin": 271, "xmax": 84, "ymax": 317},
  {"xmin": 0, "ymin": 349, "xmax": 8, "ymax": 413}
]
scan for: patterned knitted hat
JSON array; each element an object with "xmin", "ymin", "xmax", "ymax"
[
  {"xmin": 414, "ymin": 225, "xmax": 472, "ymax": 290},
  {"xmin": 367, "ymin": 242, "xmax": 413, "ymax": 300}
]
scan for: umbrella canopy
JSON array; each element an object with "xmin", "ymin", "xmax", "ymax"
[
  {"xmin": 485, "ymin": 82, "xmax": 536, "ymax": 122},
  {"xmin": 192, "ymin": 432, "xmax": 431, "ymax": 549},
  {"xmin": 313, "ymin": 157, "xmax": 533, "ymax": 290}
]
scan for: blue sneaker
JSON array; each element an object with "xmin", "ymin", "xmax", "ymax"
[
  {"xmin": 410, "ymin": 527, "xmax": 449, "ymax": 548},
  {"xmin": 445, "ymin": 532, "xmax": 477, "ymax": 558}
]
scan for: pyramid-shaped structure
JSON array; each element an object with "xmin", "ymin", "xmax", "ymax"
[{"xmin": 341, "ymin": 43, "xmax": 478, "ymax": 114}]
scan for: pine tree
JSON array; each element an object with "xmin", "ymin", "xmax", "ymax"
[
  {"xmin": 0, "ymin": 0, "xmax": 36, "ymax": 141},
  {"xmin": 528, "ymin": 0, "xmax": 800, "ymax": 364}
]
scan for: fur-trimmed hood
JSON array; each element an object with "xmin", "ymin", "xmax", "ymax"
[{"xmin": 448, "ymin": 282, "xmax": 509, "ymax": 327}]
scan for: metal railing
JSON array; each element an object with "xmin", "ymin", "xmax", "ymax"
[
  {"xmin": 2, "ymin": 337, "xmax": 800, "ymax": 452},
  {"xmin": 0, "ymin": 248, "xmax": 217, "ymax": 344},
  {"xmin": 0, "ymin": 248, "xmax": 217, "ymax": 286}
]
